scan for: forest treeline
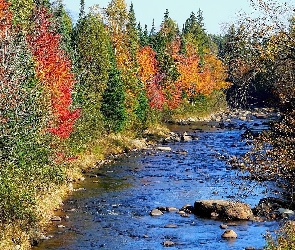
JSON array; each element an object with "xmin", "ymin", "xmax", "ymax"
[{"xmin": 0, "ymin": 0, "xmax": 295, "ymax": 248}]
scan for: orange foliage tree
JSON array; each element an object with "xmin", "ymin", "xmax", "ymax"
[
  {"xmin": 27, "ymin": 7, "xmax": 80, "ymax": 139},
  {"xmin": 0, "ymin": 0, "xmax": 11, "ymax": 40},
  {"xmin": 137, "ymin": 46, "xmax": 167, "ymax": 109},
  {"xmin": 172, "ymin": 38, "xmax": 229, "ymax": 100},
  {"xmin": 137, "ymin": 46, "xmax": 158, "ymax": 83}
]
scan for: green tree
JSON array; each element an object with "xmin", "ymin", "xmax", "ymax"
[
  {"xmin": 101, "ymin": 45, "xmax": 127, "ymax": 133},
  {"xmin": 52, "ymin": 0, "xmax": 74, "ymax": 56},
  {"xmin": 71, "ymin": 8, "xmax": 110, "ymax": 149},
  {"xmin": 137, "ymin": 23, "xmax": 149, "ymax": 46},
  {"xmin": 9, "ymin": 0, "xmax": 35, "ymax": 30},
  {"xmin": 182, "ymin": 11, "xmax": 209, "ymax": 59},
  {"xmin": 152, "ymin": 9, "xmax": 180, "ymax": 87}
]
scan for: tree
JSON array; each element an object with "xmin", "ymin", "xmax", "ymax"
[
  {"xmin": 27, "ymin": 7, "xmax": 80, "ymax": 139},
  {"xmin": 52, "ymin": 0, "xmax": 74, "ymax": 56},
  {"xmin": 182, "ymin": 11, "xmax": 209, "ymax": 60},
  {"xmin": 101, "ymin": 45, "xmax": 127, "ymax": 133},
  {"xmin": 0, "ymin": 0, "xmax": 62, "ymax": 225},
  {"xmin": 9, "ymin": 0, "xmax": 35, "ymax": 30},
  {"xmin": 70, "ymin": 7, "xmax": 111, "ymax": 148},
  {"xmin": 137, "ymin": 23, "xmax": 149, "ymax": 47},
  {"xmin": 223, "ymin": 0, "xmax": 294, "ymax": 108}
]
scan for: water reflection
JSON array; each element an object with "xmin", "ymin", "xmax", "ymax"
[{"xmin": 35, "ymin": 119, "xmax": 281, "ymax": 250}]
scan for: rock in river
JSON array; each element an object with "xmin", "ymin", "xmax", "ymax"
[
  {"xmin": 150, "ymin": 209, "xmax": 163, "ymax": 216},
  {"xmin": 194, "ymin": 200, "xmax": 253, "ymax": 220},
  {"xmin": 221, "ymin": 229, "xmax": 238, "ymax": 239}
]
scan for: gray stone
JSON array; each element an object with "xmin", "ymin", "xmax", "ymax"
[
  {"xmin": 278, "ymin": 208, "xmax": 295, "ymax": 217},
  {"xmin": 164, "ymin": 224, "xmax": 178, "ymax": 228},
  {"xmin": 166, "ymin": 207, "xmax": 179, "ymax": 212},
  {"xmin": 194, "ymin": 200, "xmax": 253, "ymax": 220},
  {"xmin": 220, "ymin": 224, "xmax": 228, "ymax": 229},
  {"xmin": 51, "ymin": 216, "xmax": 62, "ymax": 221},
  {"xmin": 150, "ymin": 209, "xmax": 163, "ymax": 216},
  {"xmin": 181, "ymin": 132, "xmax": 193, "ymax": 142},
  {"xmin": 157, "ymin": 146, "xmax": 172, "ymax": 151},
  {"xmin": 163, "ymin": 241, "xmax": 175, "ymax": 247},
  {"xmin": 221, "ymin": 229, "xmax": 237, "ymax": 239}
]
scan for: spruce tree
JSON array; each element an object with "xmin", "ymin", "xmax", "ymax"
[
  {"xmin": 182, "ymin": 10, "xmax": 209, "ymax": 61},
  {"xmin": 71, "ymin": 10, "xmax": 111, "ymax": 147},
  {"xmin": 101, "ymin": 45, "xmax": 127, "ymax": 133}
]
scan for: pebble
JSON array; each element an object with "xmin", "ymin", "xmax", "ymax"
[
  {"xmin": 211, "ymin": 212, "xmax": 219, "ymax": 218},
  {"xmin": 180, "ymin": 213, "xmax": 190, "ymax": 217},
  {"xmin": 157, "ymin": 146, "xmax": 172, "ymax": 151}
]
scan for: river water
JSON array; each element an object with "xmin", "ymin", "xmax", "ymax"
[{"xmin": 35, "ymin": 116, "xmax": 282, "ymax": 250}]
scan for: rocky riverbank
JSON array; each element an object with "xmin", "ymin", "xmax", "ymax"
[{"xmin": 34, "ymin": 108, "xmax": 285, "ymax": 250}]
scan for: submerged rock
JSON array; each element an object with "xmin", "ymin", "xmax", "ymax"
[{"xmin": 194, "ymin": 200, "xmax": 253, "ymax": 220}]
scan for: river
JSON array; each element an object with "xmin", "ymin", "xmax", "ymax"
[{"xmin": 34, "ymin": 113, "xmax": 283, "ymax": 250}]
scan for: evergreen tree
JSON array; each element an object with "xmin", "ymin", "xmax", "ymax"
[
  {"xmin": 52, "ymin": 0, "xmax": 74, "ymax": 57},
  {"xmin": 126, "ymin": 3, "xmax": 139, "ymax": 65},
  {"xmin": 101, "ymin": 45, "xmax": 127, "ymax": 133},
  {"xmin": 153, "ymin": 9, "xmax": 180, "ymax": 84},
  {"xmin": 79, "ymin": 0, "xmax": 85, "ymax": 19},
  {"xmin": 71, "ymin": 9, "xmax": 111, "ymax": 147},
  {"xmin": 137, "ymin": 23, "xmax": 148, "ymax": 47},
  {"xmin": 182, "ymin": 10, "xmax": 209, "ymax": 59}
]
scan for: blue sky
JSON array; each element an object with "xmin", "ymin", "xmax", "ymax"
[{"xmin": 62, "ymin": 0, "xmax": 291, "ymax": 34}]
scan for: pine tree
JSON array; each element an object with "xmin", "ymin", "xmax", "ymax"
[
  {"xmin": 79, "ymin": 0, "xmax": 85, "ymax": 19},
  {"xmin": 182, "ymin": 10, "xmax": 209, "ymax": 59},
  {"xmin": 52, "ymin": 0, "xmax": 74, "ymax": 57},
  {"xmin": 101, "ymin": 45, "xmax": 127, "ymax": 133},
  {"xmin": 71, "ymin": 8, "xmax": 111, "ymax": 147}
]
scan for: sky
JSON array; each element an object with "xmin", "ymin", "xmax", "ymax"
[{"xmin": 61, "ymin": 0, "xmax": 293, "ymax": 35}]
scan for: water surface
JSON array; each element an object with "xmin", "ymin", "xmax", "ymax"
[{"xmin": 35, "ymin": 118, "xmax": 281, "ymax": 250}]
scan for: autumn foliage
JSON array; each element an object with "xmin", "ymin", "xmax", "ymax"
[
  {"xmin": 0, "ymin": 0, "xmax": 11, "ymax": 39},
  {"xmin": 136, "ymin": 36, "xmax": 228, "ymax": 110},
  {"xmin": 27, "ymin": 7, "xmax": 80, "ymax": 139}
]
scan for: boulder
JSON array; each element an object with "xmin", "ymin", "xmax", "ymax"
[
  {"xmin": 150, "ymin": 209, "xmax": 163, "ymax": 216},
  {"xmin": 194, "ymin": 200, "xmax": 253, "ymax": 220},
  {"xmin": 221, "ymin": 229, "xmax": 237, "ymax": 239},
  {"xmin": 181, "ymin": 132, "xmax": 192, "ymax": 142}
]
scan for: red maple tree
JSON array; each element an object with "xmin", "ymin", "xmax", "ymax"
[{"xmin": 27, "ymin": 7, "xmax": 80, "ymax": 139}]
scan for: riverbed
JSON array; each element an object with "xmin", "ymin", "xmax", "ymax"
[{"xmin": 34, "ymin": 114, "xmax": 283, "ymax": 250}]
